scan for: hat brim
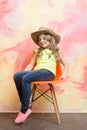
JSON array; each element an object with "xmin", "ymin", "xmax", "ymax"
[{"xmin": 31, "ymin": 30, "xmax": 61, "ymax": 45}]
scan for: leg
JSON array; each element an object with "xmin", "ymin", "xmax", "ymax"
[
  {"xmin": 13, "ymin": 71, "xmax": 30, "ymax": 103},
  {"xmin": 15, "ymin": 69, "xmax": 54, "ymax": 123}
]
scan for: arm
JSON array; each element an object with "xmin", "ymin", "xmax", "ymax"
[
  {"xmin": 59, "ymin": 57, "xmax": 68, "ymax": 80},
  {"xmin": 58, "ymin": 49, "xmax": 68, "ymax": 80},
  {"xmin": 25, "ymin": 52, "xmax": 37, "ymax": 71}
]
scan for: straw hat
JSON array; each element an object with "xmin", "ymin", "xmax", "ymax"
[{"xmin": 31, "ymin": 27, "xmax": 61, "ymax": 45}]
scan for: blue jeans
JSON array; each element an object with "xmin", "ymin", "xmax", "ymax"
[{"xmin": 13, "ymin": 69, "xmax": 54, "ymax": 112}]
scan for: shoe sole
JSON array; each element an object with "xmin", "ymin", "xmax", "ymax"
[{"xmin": 15, "ymin": 120, "xmax": 26, "ymax": 125}]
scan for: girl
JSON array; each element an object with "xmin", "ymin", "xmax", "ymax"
[{"xmin": 14, "ymin": 27, "xmax": 68, "ymax": 124}]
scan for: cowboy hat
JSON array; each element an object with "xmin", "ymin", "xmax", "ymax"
[{"xmin": 31, "ymin": 27, "xmax": 61, "ymax": 45}]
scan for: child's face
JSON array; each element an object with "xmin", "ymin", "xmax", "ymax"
[{"xmin": 38, "ymin": 34, "xmax": 51, "ymax": 48}]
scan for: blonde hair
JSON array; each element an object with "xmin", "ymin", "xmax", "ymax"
[{"xmin": 38, "ymin": 34, "xmax": 62, "ymax": 62}]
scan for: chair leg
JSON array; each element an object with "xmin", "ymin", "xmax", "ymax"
[
  {"xmin": 50, "ymin": 84, "xmax": 61, "ymax": 124},
  {"xmin": 30, "ymin": 84, "xmax": 36, "ymax": 109}
]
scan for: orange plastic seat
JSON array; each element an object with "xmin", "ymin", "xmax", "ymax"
[{"xmin": 30, "ymin": 63, "xmax": 64, "ymax": 124}]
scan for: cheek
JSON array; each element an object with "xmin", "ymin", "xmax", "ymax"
[{"xmin": 47, "ymin": 42, "xmax": 50, "ymax": 46}]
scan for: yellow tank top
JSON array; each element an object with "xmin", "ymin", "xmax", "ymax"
[{"xmin": 34, "ymin": 48, "xmax": 56, "ymax": 75}]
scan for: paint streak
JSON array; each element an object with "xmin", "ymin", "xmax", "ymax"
[
  {"xmin": 0, "ymin": 0, "xmax": 87, "ymax": 112},
  {"xmin": 0, "ymin": 0, "xmax": 16, "ymax": 35}
]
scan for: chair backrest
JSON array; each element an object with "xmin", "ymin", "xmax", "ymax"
[{"xmin": 54, "ymin": 63, "xmax": 63, "ymax": 80}]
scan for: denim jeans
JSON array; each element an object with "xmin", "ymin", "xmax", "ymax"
[{"xmin": 13, "ymin": 69, "xmax": 54, "ymax": 112}]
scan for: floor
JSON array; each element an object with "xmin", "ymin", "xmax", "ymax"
[{"xmin": 0, "ymin": 113, "xmax": 87, "ymax": 130}]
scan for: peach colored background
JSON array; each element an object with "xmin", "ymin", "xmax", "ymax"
[{"xmin": 0, "ymin": 0, "xmax": 87, "ymax": 113}]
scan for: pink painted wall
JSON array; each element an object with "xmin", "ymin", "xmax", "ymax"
[{"xmin": 0, "ymin": 0, "xmax": 87, "ymax": 112}]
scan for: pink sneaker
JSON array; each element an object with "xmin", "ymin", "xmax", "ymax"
[{"xmin": 15, "ymin": 108, "xmax": 32, "ymax": 124}]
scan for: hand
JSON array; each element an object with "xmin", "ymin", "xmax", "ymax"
[{"xmin": 59, "ymin": 73, "xmax": 67, "ymax": 80}]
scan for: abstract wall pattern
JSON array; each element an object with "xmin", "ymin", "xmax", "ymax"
[{"xmin": 0, "ymin": 0, "xmax": 87, "ymax": 112}]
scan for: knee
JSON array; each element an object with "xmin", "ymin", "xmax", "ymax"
[
  {"xmin": 13, "ymin": 72, "xmax": 19, "ymax": 81},
  {"xmin": 22, "ymin": 75, "xmax": 30, "ymax": 83}
]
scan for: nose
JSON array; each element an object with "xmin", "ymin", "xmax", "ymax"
[{"xmin": 39, "ymin": 39, "xmax": 44, "ymax": 45}]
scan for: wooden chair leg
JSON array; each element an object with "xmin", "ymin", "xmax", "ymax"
[
  {"xmin": 30, "ymin": 84, "xmax": 36, "ymax": 109},
  {"xmin": 50, "ymin": 84, "xmax": 61, "ymax": 124}
]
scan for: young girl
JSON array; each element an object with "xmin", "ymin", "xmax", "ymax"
[{"xmin": 14, "ymin": 27, "xmax": 68, "ymax": 124}]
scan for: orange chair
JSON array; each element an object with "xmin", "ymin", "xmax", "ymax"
[{"xmin": 30, "ymin": 63, "xmax": 64, "ymax": 124}]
